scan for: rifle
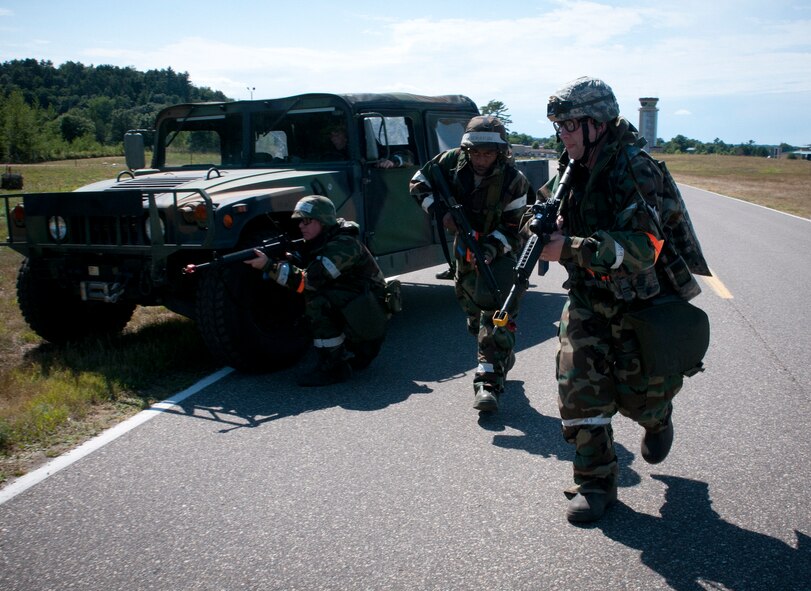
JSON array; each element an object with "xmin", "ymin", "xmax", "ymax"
[
  {"xmin": 428, "ymin": 163, "xmax": 502, "ymax": 304},
  {"xmin": 493, "ymin": 160, "xmax": 575, "ymax": 327},
  {"xmin": 182, "ymin": 235, "xmax": 305, "ymax": 274}
]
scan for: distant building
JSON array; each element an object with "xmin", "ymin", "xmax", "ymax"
[
  {"xmin": 638, "ymin": 97, "xmax": 659, "ymax": 149},
  {"xmin": 511, "ymin": 144, "xmax": 558, "ymax": 159}
]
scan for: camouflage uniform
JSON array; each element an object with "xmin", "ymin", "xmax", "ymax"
[
  {"xmin": 270, "ymin": 220, "xmax": 387, "ymax": 341},
  {"xmin": 264, "ymin": 196, "xmax": 388, "ymax": 384},
  {"xmin": 410, "ymin": 132, "xmax": 531, "ymax": 409},
  {"xmin": 550, "ymin": 109, "xmax": 683, "ymax": 498}
]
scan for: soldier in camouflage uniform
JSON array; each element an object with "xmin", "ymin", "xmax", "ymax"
[
  {"xmin": 245, "ymin": 195, "xmax": 388, "ymax": 387},
  {"xmin": 539, "ymin": 77, "xmax": 689, "ymax": 522},
  {"xmin": 410, "ymin": 116, "xmax": 531, "ymax": 413}
]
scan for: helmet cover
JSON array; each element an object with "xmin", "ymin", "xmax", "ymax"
[
  {"xmin": 460, "ymin": 115, "xmax": 509, "ymax": 152},
  {"xmin": 547, "ymin": 77, "xmax": 620, "ymax": 123},
  {"xmin": 291, "ymin": 195, "xmax": 337, "ymax": 226}
]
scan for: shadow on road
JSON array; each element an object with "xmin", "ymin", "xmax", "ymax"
[
  {"xmin": 161, "ymin": 281, "xmax": 568, "ymax": 436},
  {"xmin": 595, "ymin": 474, "xmax": 811, "ymax": 590}
]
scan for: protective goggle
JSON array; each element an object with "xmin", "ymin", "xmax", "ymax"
[{"xmin": 552, "ymin": 118, "xmax": 589, "ymax": 134}]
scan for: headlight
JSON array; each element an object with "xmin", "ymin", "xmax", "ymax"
[
  {"xmin": 145, "ymin": 216, "xmax": 165, "ymax": 241},
  {"xmin": 48, "ymin": 216, "xmax": 67, "ymax": 241}
]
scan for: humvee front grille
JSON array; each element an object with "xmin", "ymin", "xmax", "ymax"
[{"xmin": 68, "ymin": 214, "xmax": 147, "ymax": 246}]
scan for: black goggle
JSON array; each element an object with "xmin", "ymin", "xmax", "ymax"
[{"xmin": 552, "ymin": 118, "xmax": 589, "ymax": 134}]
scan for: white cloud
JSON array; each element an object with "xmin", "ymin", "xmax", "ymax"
[
  {"xmin": 674, "ymin": 109, "xmax": 692, "ymax": 116},
  {"xmin": 4, "ymin": 0, "xmax": 808, "ymax": 143}
]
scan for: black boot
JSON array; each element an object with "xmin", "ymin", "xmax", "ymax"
[
  {"xmin": 473, "ymin": 382, "xmax": 501, "ymax": 413},
  {"xmin": 435, "ymin": 266, "xmax": 455, "ymax": 280},
  {"xmin": 297, "ymin": 345, "xmax": 352, "ymax": 387},
  {"xmin": 565, "ymin": 485, "xmax": 618, "ymax": 523},
  {"xmin": 641, "ymin": 416, "xmax": 674, "ymax": 464}
]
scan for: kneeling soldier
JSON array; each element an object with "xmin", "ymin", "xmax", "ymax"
[{"xmin": 245, "ymin": 195, "xmax": 390, "ymax": 386}]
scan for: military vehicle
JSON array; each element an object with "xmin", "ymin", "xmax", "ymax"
[{"xmin": 1, "ymin": 93, "xmax": 548, "ymax": 371}]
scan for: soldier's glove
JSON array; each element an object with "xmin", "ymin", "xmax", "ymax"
[
  {"xmin": 262, "ymin": 259, "xmax": 287, "ymax": 282},
  {"xmin": 481, "ymin": 236, "xmax": 504, "ymax": 264}
]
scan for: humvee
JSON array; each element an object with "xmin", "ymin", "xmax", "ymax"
[{"xmin": 1, "ymin": 93, "xmax": 548, "ymax": 371}]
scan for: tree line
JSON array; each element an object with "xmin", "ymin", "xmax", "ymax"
[
  {"xmin": 0, "ymin": 59, "xmax": 227, "ymax": 162},
  {"xmin": 1, "ymin": 64, "xmax": 803, "ymax": 164},
  {"xmin": 481, "ymin": 99, "xmax": 804, "ymax": 158}
]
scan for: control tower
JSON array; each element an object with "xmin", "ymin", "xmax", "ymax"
[{"xmin": 638, "ymin": 97, "xmax": 659, "ymax": 149}]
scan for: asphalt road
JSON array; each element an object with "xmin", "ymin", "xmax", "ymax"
[{"xmin": 1, "ymin": 185, "xmax": 810, "ymax": 591}]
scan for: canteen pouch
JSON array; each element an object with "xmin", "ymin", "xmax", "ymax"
[
  {"xmin": 624, "ymin": 296, "xmax": 710, "ymax": 377},
  {"xmin": 472, "ymin": 254, "xmax": 515, "ymax": 310},
  {"xmin": 341, "ymin": 290, "xmax": 388, "ymax": 342}
]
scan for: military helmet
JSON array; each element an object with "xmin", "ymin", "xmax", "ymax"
[
  {"xmin": 291, "ymin": 195, "xmax": 337, "ymax": 226},
  {"xmin": 460, "ymin": 115, "xmax": 509, "ymax": 153},
  {"xmin": 547, "ymin": 77, "xmax": 620, "ymax": 123}
]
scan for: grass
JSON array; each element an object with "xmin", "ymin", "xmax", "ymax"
[
  {"xmin": 0, "ymin": 153, "xmax": 809, "ymax": 484},
  {"xmin": 661, "ymin": 153, "xmax": 811, "ymax": 219},
  {"xmin": 1, "ymin": 156, "xmax": 218, "ymax": 482}
]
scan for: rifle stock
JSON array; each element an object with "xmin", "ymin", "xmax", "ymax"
[
  {"xmin": 183, "ymin": 235, "xmax": 305, "ymax": 274},
  {"xmin": 428, "ymin": 163, "xmax": 502, "ymax": 303},
  {"xmin": 493, "ymin": 161, "xmax": 575, "ymax": 327}
]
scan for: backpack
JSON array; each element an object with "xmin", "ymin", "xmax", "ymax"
[{"xmin": 626, "ymin": 147, "xmax": 711, "ymax": 278}]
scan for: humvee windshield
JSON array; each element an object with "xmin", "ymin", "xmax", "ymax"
[{"xmin": 157, "ymin": 105, "xmax": 356, "ymax": 169}]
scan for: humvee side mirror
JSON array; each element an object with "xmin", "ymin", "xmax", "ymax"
[
  {"xmin": 363, "ymin": 118, "xmax": 381, "ymax": 161},
  {"xmin": 124, "ymin": 132, "xmax": 146, "ymax": 170}
]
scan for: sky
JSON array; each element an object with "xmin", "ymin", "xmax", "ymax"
[{"xmin": 1, "ymin": 0, "xmax": 809, "ymax": 147}]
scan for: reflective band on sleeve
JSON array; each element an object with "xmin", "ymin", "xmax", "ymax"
[
  {"xmin": 561, "ymin": 416, "xmax": 613, "ymax": 427},
  {"xmin": 411, "ymin": 169, "xmax": 430, "ymax": 186},
  {"xmin": 611, "ymin": 242, "xmax": 625, "ymax": 269},
  {"xmin": 489, "ymin": 230, "xmax": 511, "ymax": 253},
  {"xmin": 318, "ymin": 256, "xmax": 341, "ymax": 279},
  {"xmin": 504, "ymin": 194, "xmax": 527, "ymax": 212},
  {"xmin": 313, "ymin": 334, "xmax": 345, "ymax": 348},
  {"xmin": 276, "ymin": 262, "xmax": 290, "ymax": 286},
  {"xmin": 477, "ymin": 363, "xmax": 495, "ymax": 374},
  {"xmin": 422, "ymin": 194, "xmax": 435, "ymax": 214}
]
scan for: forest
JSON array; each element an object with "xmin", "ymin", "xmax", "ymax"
[{"xmin": 0, "ymin": 59, "xmax": 227, "ymax": 162}]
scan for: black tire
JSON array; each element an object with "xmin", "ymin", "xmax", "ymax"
[
  {"xmin": 16, "ymin": 258, "xmax": 136, "ymax": 344},
  {"xmin": 195, "ymin": 263, "xmax": 310, "ymax": 372}
]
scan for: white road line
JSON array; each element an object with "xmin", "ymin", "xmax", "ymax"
[{"xmin": 0, "ymin": 367, "xmax": 234, "ymax": 506}]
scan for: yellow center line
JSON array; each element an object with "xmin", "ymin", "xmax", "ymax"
[{"xmin": 701, "ymin": 269, "xmax": 734, "ymax": 299}]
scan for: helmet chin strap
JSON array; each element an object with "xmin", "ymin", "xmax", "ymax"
[
  {"xmin": 579, "ymin": 119, "xmax": 607, "ymax": 164},
  {"xmin": 580, "ymin": 120, "xmax": 595, "ymax": 162}
]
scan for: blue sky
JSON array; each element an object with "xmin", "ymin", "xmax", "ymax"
[{"xmin": 2, "ymin": 0, "xmax": 809, "ymax": 146}]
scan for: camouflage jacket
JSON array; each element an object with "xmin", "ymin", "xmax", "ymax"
[
  {"xmin": 555, "ymin": 117, "xmax": 668, "ymax": 301},
  {"xmin": 269, "ymin": 220, "xmax": 386, "ymax": 296},
  {"xmin": 409, "ymin": 148, "xmax": 530, "ymax": 258}
]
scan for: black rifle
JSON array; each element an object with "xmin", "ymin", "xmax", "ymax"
[
  {"xmin": 428, "ymin": 163, "xmax": 502, "ymax": 303},
  {"xmin": 493, "ymin": 161, "xmax": 575, "ymax": 327},
  {"xmin": 182, "ymin": 235, "xmax": 305, "ymax": 274}
]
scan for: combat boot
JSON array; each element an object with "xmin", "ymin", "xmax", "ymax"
[
  {"xmin": 297, "ymin": 345, "xmax": 352, "ymax": 387},
  {"xmin": 473, "ymin": 382, "xmax": 501, "ymax": 413},
  {"xmin": 565, "ymin": 484, "xmax": 618, "ymax": 523},
  {"xmin": 641, "ymin": 415, "xmax": 674, "ymax": 464}
]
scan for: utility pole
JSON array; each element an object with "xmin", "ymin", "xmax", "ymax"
[{"xmin": 247, "ymin": 87, "xmax": 255, "ymax": 100}]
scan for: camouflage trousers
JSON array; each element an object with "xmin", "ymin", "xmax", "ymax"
[
  {"xmin": 557, "ymin": 289, "xmax": 683, "ymax": 493},
  {"xmin": 305, "ymin": 288, "xmax": 358, "ymax": 343},
  {"xmin": 454, "ymin": 258, "xmax": 519, "ymax": 392}
]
